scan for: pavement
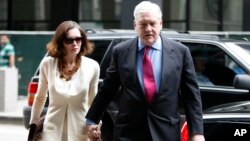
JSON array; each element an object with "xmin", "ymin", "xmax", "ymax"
[{"xmin": 0, "ymin": 96, "xmax": 26, "ymax": 123}]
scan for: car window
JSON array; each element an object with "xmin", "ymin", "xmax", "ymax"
[
  {"xmin": 182, "ymin": 42, "xmax": 244, "ymax": 87},
  {"xmin": 86, "ymin": 40, "xmax": 112, "ymax": 64},
  {"xmin": 99, "ymin": 39, "xmax": 127, "ymax": 78}
]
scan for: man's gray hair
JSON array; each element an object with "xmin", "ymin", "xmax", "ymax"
[{"xmin": 133, "ymin": 1, "xmax": 162, "ymax": 20}]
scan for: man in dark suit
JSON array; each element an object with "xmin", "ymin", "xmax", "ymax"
[{"xmin": 86, "ymin": 1, "xmax": 205, "ymax": 141}]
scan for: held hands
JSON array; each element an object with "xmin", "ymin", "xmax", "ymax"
[
  {"xmin": 86, "ymin": 124, "xmax": 101, "ymax": 141},
  {"xmin": 85, "ymin": 124, "xmax": 205, "ymax": 141}
]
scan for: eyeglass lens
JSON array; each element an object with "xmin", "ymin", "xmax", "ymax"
[{"xmin": 64, "ymin": 37, "xmax": 82, "ymax": 44}]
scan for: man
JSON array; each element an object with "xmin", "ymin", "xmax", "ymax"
[
  {"xmin": 192, "ymin": 50, "xmax": 213, "ymax": 86},
  {"xmin": 86, "ymin": 1, "xmax": 205, "ymax": 141},
  {"xmin": 0, "ymin": 35, "xmax": 15, "ymax": 68}
]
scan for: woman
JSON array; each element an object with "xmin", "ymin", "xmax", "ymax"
[{"xmin": 29, "ymin": 20, "xmax": 100, "ymax": 141}]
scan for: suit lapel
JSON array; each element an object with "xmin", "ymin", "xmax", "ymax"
[
  {"xmin": 125, "ymin": 38, "xmax": 137, "ymax": 74},
  {"xmin": 158, "ymin": 36, "xmax": 175, "ymax": 93},
  {"xmin": 125, "ymin": 38, "xmax": 145, "ymax": 95},
  {"xmin": 125, "ymin": 36, "xmax": 175, "ymax": 101}
]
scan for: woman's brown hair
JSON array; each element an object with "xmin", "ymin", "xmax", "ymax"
[
  {"xmin": 46, "ymin": 20, "xmax": 93, "ymax": 57},
  {"xmin": 46, "ymin": 20, "xmax": 94, "ymax": 80}
]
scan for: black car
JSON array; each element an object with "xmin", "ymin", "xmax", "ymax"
[
  {"xmin": 23, "ymin": 30, "xmax": 250, "ymax": 140},
  {"xmin": 181, "ymin": 74, "xmax": 250, "ymax": 141}
]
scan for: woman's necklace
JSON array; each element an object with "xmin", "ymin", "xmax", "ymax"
[
  {"xmin": 66, "ymin": 63, "xmax": 75, "ymax": 69},
  {"xmin": 60, "ymin": 61, "xmax": 80, "ymax": 81},
  {"xmin": 59, "ymin": 56, "xmax": 81, "ymax": 81},
  {"xmin": 61, "ymin": 66, "xmax": 74, "ymax": 81}
]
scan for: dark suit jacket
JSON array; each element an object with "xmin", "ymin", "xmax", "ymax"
[{"xmin": 86, "ymin": 35, "xmax": 203, "ymax": 141}]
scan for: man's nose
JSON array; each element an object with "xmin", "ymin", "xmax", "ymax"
[{"xmin": 145, "ymin": 24, "xmax": 152, "ymax": 31}]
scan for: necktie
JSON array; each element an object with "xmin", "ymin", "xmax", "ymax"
[{"xmin": 142, "ymin": 46, "xmax": 156, "ymax": 104}]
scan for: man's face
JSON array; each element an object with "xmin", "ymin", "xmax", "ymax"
[
  {"xmin": 0, "ymin": 35, "xmax": 9, "ymax": 46},
  {"xmin": 134, "ymin": 12, "xmax": 162, "ymax": 46}
]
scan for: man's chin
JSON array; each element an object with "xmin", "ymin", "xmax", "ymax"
[{"xmin": 143, "ymin": 38, "xmax": 155, "ymax": 45}]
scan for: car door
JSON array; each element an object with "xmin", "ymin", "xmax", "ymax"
[
  {"xmin": 181, "ymin": 41, "xmax": 250, "ymax": 110},
  {"xmin": 204, "ymin": 119, "xmax": 250, "ymax": 141}
]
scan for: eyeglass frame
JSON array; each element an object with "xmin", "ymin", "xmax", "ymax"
[{"xmin": 63, "ymin": 36, "xmax": 83, "ymax": 45}]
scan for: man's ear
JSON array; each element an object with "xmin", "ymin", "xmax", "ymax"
[
  {"xmin": 133, "ymin": 20, "xmax": 136, "ymax": 29},
  {"xmin": 160, "ymin": 20, "xmax": 163, "ymax": 29}
]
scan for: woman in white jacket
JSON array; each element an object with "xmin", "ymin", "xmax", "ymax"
[{"xmin": 29, "ymin": 20, "xmax": 100, "ymax": 141}]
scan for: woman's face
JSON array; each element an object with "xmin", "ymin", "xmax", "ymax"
[{"xmin": 63, "ymin": 28, "xmax": 82, "ymax": 56}]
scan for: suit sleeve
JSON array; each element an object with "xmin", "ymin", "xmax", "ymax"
[
  {"xmin": 180, "ymin": 47, "xmax": 204, "ymax": 136},
  {"xmin": 86, "ymin": 46, "xmax": 121, "ymax": 124}
]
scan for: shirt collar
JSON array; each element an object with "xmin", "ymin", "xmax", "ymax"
[{"xmin": 138, "ymin": 36, "xmax": 162, "ymax": 52}]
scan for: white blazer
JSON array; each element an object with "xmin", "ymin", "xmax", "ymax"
[{"xmin": 30, "ymin": 56, "xmax": 100, "ymax": 141}]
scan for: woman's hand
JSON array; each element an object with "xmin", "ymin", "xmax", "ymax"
[{"xmin": 86, "ymin": 124, "xmax": 101, "ymax": 141}]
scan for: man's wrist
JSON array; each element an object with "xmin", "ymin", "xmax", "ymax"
[{"xmin": 86, "ymin": 118, "xmax": 96, "ymax": 125}]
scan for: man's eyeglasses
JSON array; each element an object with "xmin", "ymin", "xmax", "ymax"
[{"xmin": 64, "ymin": 37, "xmax": 83, "ymax": 44}]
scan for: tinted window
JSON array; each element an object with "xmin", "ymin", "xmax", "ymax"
[
  {"xmin": 182, "ymin": 42, "xmax": 243, "ymax": 87},
  {"xmin": 86, "ymin": 40, "xmax": 112, "ymax": 63}
]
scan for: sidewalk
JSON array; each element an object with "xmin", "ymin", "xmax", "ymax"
[{"xmin": 0, "ymin": 96, "xmax": 26, "ymax": 122}]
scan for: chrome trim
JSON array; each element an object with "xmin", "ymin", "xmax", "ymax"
[
  {"xmin": 203, "ymin": 113, "xmax": 250, "ymax": 119},
  {"xmin": 199, "ymin": 86, "xmax": 249, "ymax": 94}
]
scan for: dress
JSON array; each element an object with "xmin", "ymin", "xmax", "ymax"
[{"xmin": 30, "ymin": 56, "xmax": 100, "ymax": 141}]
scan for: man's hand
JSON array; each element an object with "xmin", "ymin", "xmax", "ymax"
[
  {"xmin": 189, "ymin": 134, "xmax": 205, "ymax": 141},
  {"xmin": 86, "ymin": 124, "xmax": 101, "ymax": 141}
]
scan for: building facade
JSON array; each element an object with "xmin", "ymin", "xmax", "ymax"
[{"xmin": 0, "ymin": 0, "xmax": 249, "ymax": 31}]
